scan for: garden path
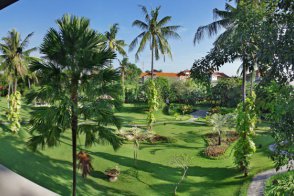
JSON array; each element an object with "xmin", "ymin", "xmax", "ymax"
[{"xmin": 247, "ymin": 144, "xmax": 293, "ymax": 196}]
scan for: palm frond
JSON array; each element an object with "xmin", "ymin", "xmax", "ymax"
[
  {"xmin": 194, "ymin": 20, "xmax": 228, "ymax": 45},
  {"xmin": 135, "ymin": 32, "xmax": 151, "ymax": 61},
  {"xmin": 129, "ymin": 32, "xmax": 145, "ymax": 52},
  {"xmin": 20, "ymin": 32, "xmax": 34, "ymax": 49},
  {"xmin": 157, "ymin": 16, "xmax": 171, "ymax": 27},
  {"xmin": 132, "ymin": 20, "xmax": 148, "ymax": 30},
  {"xmin": 139, "ymin": 5, "xmax": 150, "ymax": 23}
]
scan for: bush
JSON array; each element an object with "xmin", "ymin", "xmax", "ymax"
[
  {"xmin": 208, "ymin": 106, "xmax": 221, "ymax": 114},
  {"xmin": 204, "ymin": 131, "xmax": 239, "ymax": 157},
  {"xmin": 170, "ymin": 80, "xmax": 207, "ymax": 104},
  {"xmin": 179, "ymin": 104, "xmax": 193, "ymax": 115},
  {"xmin": 204, "ymin": 145, "xmax": 228, "ymax": 157},
  {"xmin": 265, "ymin": 171, "xmax": 294, "ymax": 196},
  {"xmin": 210, "ymin": 78, "xmax": 242, "ymax": 107},
  {"xmin": 148, "ymin": 134, "xmax": 176, "ymax": 144}
]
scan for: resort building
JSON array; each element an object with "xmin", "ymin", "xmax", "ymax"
[
  {"xmin": 210, "ymin": 71, "xmax": 229, "ymax": 82},
  {"xmin": 140, "ymin": 70, "xmax": 229, "ymax": 84},
  {"xmin": 140, "ymin": 69, "xmax": 191, "ymax": 83}
]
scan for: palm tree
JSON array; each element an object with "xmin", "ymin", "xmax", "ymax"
[
  {"xmin": 129, "ymin": 5, "xmax": 181, "ymax": 79},
  {"xmin": 0, "ymin": 29, "xmax": 36, "ymax": 95},
  {"xmin": 208, "ymin": 113, "xmax": 235, "ymax": 145},
  {"xmin": 194, "ymin": 0, "xmax": 262, "ymax": 104},
  {"xmin": 105, "ymin": 23, "xmax": 127, "ymax": 57},
  {"xmin": 118, "ymin": 57, "xmax": 129, "ymax": 100},
  {"xmin": 26, "ymin": 15, "xmax": 123, "ymax": 196}
]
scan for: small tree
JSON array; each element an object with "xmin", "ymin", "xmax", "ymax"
[
  {"xmin": 170, "ymin": 154, "xmax": 192, "ymax": 195},
  {"xmin": 207, "ymin": 113, "xmax": 235, "ymax": 145},
  {"xmin": 130, "ymin": 127, "xmax": 149, "ymax": 166},
  {"xmin": 234, "ymin": 93, "xmax": 257, "ymax": 177}
]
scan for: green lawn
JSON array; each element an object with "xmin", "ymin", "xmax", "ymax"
[{"xmin": 0, "ymin": 98, "xmax": 275, "ymax": 195}]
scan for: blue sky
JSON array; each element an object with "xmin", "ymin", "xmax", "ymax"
[{"xmin": 0, "ymin": 0, "xmax": 240, "ymax": 76}]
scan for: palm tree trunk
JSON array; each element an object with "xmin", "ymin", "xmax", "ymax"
[
  {"xmin": 121, "ymin": 69, "xmax": 125, "ymax": 102},
  {"xmin": 71, "ymin": 78, "xmax": 78, "ymax": 196},
  {"xmin": 28, "ymin": 78, "xmax": 31, "ymax": 89},
  {"xmin": 151, "ymin": 43, "xmax": 154, "ymax": 80},
  {"xmin": 242, "ymin": 61, "xmax": 247, "ymax": 110},
  {"xmin": 250, "ymin": 61, "xmax": 257, "ymax": 96},
  {"xmin": 14, "ymin": 79, "xmax": 17, "ymax": 93},
  {"xmin": 7, "ymin": 82, "xmax": 11, "ymax": 108}
]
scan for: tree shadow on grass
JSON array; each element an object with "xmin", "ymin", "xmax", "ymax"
[{"xmin": 0, "ymin": 135, "xmax": 138, "ymax": 195}]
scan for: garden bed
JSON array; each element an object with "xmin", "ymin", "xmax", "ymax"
[{"xmin": 203, "ymin": 131, "xmax": 239, "ymax": 158}]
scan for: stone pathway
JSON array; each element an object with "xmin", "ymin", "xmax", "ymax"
[
  {"xmin": 0, "ymin": 164, "xmax": 58, "ymax": 196},
  {"xmin": 190, "ymin": 110, "xmax": 208, "ymax": 119},
  {"xmin": 247, "ymin": 144, "xmax": 293, "ymax": 196}
]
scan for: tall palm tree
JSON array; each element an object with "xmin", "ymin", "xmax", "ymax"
[
  {"xmin": 194, "ymin": 1, "xmax": 262, "ymax": 104},
  {"xmin": 129, "ymin": 5, "xmax": 181, "ymax": 79},
  {"xmin": 27, "ymin": 15, "xmax": 123, "ymax": 196},
  {"xmin": 0, "ymin": 29, "xmax": 36, "ymax": 94},
  {"xmin": 118, "ymin": 57, "xmax": 129, "ymax": 100},
  {"xmin": 105, "ymin": 23, "xmax": 127, "ymax": 57}
]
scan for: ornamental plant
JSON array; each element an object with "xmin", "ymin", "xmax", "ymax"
[
  {"xmin": 7, "ymin": 91, "xmax": 22, "ymax": 132},
  {"xmin": 234, "ymin": 92, "xmax": 257, "ymax": 176},
  {"xmin": 146, "ymin": 80, "xmax": 159, "ymax": 130}
]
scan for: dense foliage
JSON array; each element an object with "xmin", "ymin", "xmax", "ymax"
[
  {"xmin": 210, "ymin": 78, "xmax": 242, "ymax": 107},
  {"xmin": 257, "ymin": 81, "xmax": 294, "ymax": 170},
  {"xmin": 170, "ymin": 79, "xmax": 207, "ymax": 104},
  {"xmin": 234, "ymin": 94, "xmax": 257, "ymax": 176},
  {"xmin": 7, "ymin": 91, "xmax": 21, "ymax": 132},
  {"xmin": 146, "ymin": 80, "xmax": 159, "ymax": 130},
  {"xmin": 264, "ymin": 171, "xmax": 294, "ymax": 196}
]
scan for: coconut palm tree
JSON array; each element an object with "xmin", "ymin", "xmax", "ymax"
[
  {"xmin": 105, "ymin": 23, "xmax": 127, "ymax": 57},
  {"xmin": 0, "ymin": 29, "xmax": 36, "ymax": 95},
  {"xmin": 118, "ymin": 57, "xmax": 130, "ymax": 100},
  {"xmin": 194, "ymin": 0, "xmax": 262, "ymax": 103},
  {"xmin": 129, "ymin": 5, "xmax": 181, "ymax": 79},
  {"xmin": 26, "ymin": 15, "xmax": 123, "ymax": 196}
]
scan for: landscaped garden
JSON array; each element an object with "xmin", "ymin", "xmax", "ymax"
[
  {"xmin": 0, "ymin": 98, "xmax": 275, "ymax": 195},
  {"xmin": 0, "ymin": 0, "xmax": 293, "ymax": 196}
]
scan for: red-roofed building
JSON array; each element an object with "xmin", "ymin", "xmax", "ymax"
[{"xmin": 140, "ymin": 70, "xmax": 191, "ymax": 82}]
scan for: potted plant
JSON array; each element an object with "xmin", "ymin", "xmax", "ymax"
[{"xmin": 105, "ymin": 166, "xmax": 120, "ymax": 182}]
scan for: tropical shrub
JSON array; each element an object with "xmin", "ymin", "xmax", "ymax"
[
  {"xmin": 77, "ymin": 151, "xmax": 93, "ymax": 178},
  {"xmin": 205, "ymin": 145, "xmax": 227, "ymax": 157},
  {"xmin": 208, "ymin": 106, "xmax": 221, "ymax": 114},
  {"xmin": 234, "ymin": 93, "xmax": 257, "ymax": 176},
  {"xmin": 7, "ymin": 91, "xmax": 21, "ymax": 132},
  {"xmin": 204, "ymin": 131, "xmax": 238, "ymax": 157},
  {"xmin": 170, "ymin": 79, "xmax": 207, "ymax": 104},
  {"xmin": 210, "ymin": 78, "xmax": 242, "ymax": 107},
  {"xmin": 206, "ymin": 113, "xmax": 236, "ymax": 145},
  {"xmin": 179, "ymin": 104, "xmax": 193, "ymax": 115},
  {"xmin": 146, "ymin": 80, "xmax": 159, "ymax": 130},
  {"xmin": 265, "ymin": 171, "xmax": 294, "ymax": 196}
]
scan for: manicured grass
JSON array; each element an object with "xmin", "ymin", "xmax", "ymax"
[
  {"xmin": 0, "ymin": 98, "xmax": 275, "ymax": 195},
  {"xmin": 116, "ymin": 103, "xmax": 192, "ymax": 126}
]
